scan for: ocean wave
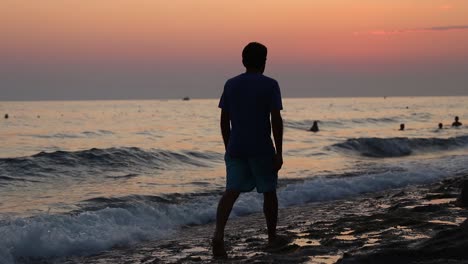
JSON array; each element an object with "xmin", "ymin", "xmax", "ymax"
[
  {"xmin": 285, "ymin": 120, "xmax": 342, "ymax": 130},
  {"xmin": 0, "ymin": 148, "xmax": 222, "ymax": 182},
  {"xmin": 0, "ymin": 157, "xmax": 461, "ymax": 263},
  {"xmin": 30, "ymin": 133, "xmax": 84, "ymax": 139},
  {"xmin": 25, "ymin": 130, "xmax": 115, "ymax": 139},
  {"xmin": 82, "ymin": 130, "xmax": 115, "ymax": 136},
  {"xmin": 285, "ymin": 115, "xmax": 416, "ymax": 130},
  {"xmin": 350, "ymin": 117, "xmax": 399, "ymax": 124},
  {"xmin": 284, "ymin": 111, "xmax": 437, "ymax": 131},
  {"xmin": 332, "ymin": 135, "xmax": 468, "ymax": 157},
  {"xmin": 0, "ymin": 176, "xmax": 41, "ymax": 184},
  {"xmin": 0, "ymin": 200, "xmax": 217, "ymax": 263}
]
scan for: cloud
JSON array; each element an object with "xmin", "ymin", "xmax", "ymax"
[
  {"xmin": 354, "ymin": 25, "xmax": 468, "ymax": 36},
  {"xmin": 427, "ymin": 25, "xmax": 468, "ymax": 31}
]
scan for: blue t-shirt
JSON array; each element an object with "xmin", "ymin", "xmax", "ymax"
[{"xmin": 219, "ymin": 73, "xmax": 283, "ymax": 157}]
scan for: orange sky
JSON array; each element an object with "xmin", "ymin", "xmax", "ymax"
[
  {"xmin": 1, "ymin": 1, "xmax": 468, "ymax": 99},
  {"xmin": 2, "ymin": 0, "xmax": 468, "ymax": 65}
]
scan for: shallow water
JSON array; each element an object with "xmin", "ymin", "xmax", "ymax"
[{"xmin": 0, "ymin": 96, "xmax": 467, "ymax": 262}]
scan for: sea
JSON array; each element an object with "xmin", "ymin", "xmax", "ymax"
[{"xmin": 0, "ymin": 96, "xmax": 467, "ymax": 263}]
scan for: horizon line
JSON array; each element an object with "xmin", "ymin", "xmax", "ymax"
[{"xmin": 1, "ymin": 94, "xmax": 468, "ymax": 103}]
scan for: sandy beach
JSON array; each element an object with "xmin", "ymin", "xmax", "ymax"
[{"xmin": 55, "ymin": 173, "xmax": 468, "ymax": 264}]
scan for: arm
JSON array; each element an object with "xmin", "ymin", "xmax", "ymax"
[
  {"xmin": 220, "ymin": 109, "xmax": 231, "ymax": 151},
  {"xmin": 271, "ymin": 109, "xmax": 283, "ymax": 171}
]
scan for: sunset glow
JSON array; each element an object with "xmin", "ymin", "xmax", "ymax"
[
  {"xmin": 1, "ymin": 0, "xmax": 467, "ymax": 99},
  {"xmin": 2, "ymin": 1, "xmax": 468, "ymax": 64}
]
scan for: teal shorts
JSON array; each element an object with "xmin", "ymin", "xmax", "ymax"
[{"xmin": 224, "ymin": 154, "xmax": 278, "ymax": 193}]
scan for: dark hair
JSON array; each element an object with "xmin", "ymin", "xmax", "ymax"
[{"xmin": 242, "ymin": 42, "xmax": 267, "ymax": 68}]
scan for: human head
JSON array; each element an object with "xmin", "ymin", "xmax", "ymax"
[
  {"xmin": 455, "ymin": 116, "xmax": 459, "ymax": 121},
  {"xmin": 242, "ymin": 42, "xmax": 267, "ymax": 71},
  {"xmin": 438, "ymin": 123, "xmax": 443, "ymax": 129},
  {"xmin": 400, "ymin": 123, "xmax": 405, "ymax": 130}
]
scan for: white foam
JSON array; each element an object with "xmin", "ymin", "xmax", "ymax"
[
  {"xmin": 0, "ymin": 154, "xmax": 466, "ymax": 263},
  {"xmin": 0, "ymin": 200, "xmax": 219, "ymax": 263},
  {"xmin": 281, "ymin": 153, "xmax": 468, "ymax": 207},
  {"xmin": 279, "ymin": 168, "xmax": 440, "ymax": 206}
]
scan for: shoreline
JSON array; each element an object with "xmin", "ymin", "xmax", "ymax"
[{"xmin": 58, "ymin": 173, "xmax": 468, "ymax": 264}]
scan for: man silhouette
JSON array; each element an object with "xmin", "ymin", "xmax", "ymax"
[{"xmin": 212, "ymin": 42, "xmax": 284, "ymax": 258}]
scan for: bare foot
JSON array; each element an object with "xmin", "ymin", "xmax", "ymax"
[
  {"xmin": 266, "ymin": 235, "xmax": 291, "ymax": 250},
  {"xmin": 211, "ymin": 239, "xmax": 228, "ymax": 259}
]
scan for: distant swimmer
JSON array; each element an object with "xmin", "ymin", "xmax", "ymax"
[
  {"xmin": 399, "ymin": 123, "xmax": 405, "ymax": 131},
  {"xmin": 452, "ymin": 116, "xmax": 462, "ymax": 127},
  {"xmin": 4, "ymin": 114, "xmax": 8, "ymax": 119},
  {"xmin": 309, "ymin": 121, "xmax": 319, "ymax": 132},
  {"xmin": 438, "ymin": 123, "xmax": 443, "ymax": 129}
]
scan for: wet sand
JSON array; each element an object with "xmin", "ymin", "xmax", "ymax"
[{"xmin": 61, "ymin": 174, "xmax": 468, "ymax": 264}]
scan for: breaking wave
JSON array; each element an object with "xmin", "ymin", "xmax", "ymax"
[
  {"xmin": 1, "ymin": 154, "xmax": 466, "ymax": 263},
  {"xmin": 0, "ymin": 148, "xmax": 222, "ymax": 182},
  {"xmin": 332, "ymin": 135, "xmax": 468, "ymax": 157}
]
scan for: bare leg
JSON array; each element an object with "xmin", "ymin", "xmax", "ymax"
[
  {"xmin": 212, "ymin": 190, "xmax": 240, "ymax": 257},
  {"xmin": 263, "ymin": 191, "xmax": 278, "ymax": 242}
]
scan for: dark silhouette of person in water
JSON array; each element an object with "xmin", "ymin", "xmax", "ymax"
[
  {"xmin": 399, "ymin": 123, "xmax": 405, "ymax": 131},
  {"xmin": 438, "ymin": 123, "xmax": 443, "ymax": 129},
  {"xmin": 310, "ymin": 121, "xmax": 319, "ymax": 132},
  {"xmin": 213, "ymin": 42, "xmax": 284, "ymax": 259},
  {"xmin": 452, "ymin": 116, "xmax": 462, "ymax": 127},
  {"xmin": 4, "ymin": 114, "xmax": 8, "ymax": 119}
]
